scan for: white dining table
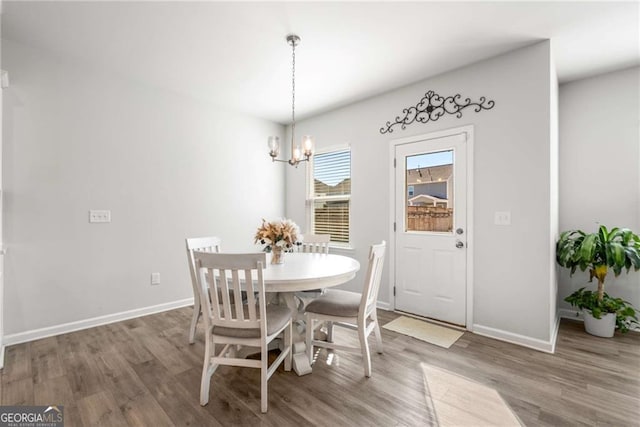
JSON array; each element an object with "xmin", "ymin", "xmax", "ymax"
[{"xmin": 262, "ymin": 252, "xmax": 360, "ymax": 375}]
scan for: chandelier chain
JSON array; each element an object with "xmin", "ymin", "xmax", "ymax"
[{"xmin": 291, "ymin": 39, "xmax": 296, "ymax": 144}]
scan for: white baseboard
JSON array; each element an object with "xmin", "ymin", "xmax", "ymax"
[
  {"xmin": 376, "ymin": 301, "xmax": 392, "ymax": 311},
  {"xmin": 559, "ymin": 308, "xmax": 583, "ymax": 321},
  {"xmin": 472, "ymin": 323, "xmax": 558, "ymax": 353},
  {"xmin": 3, "ymin": 297, "xmax": 195, "ymax": 347}
]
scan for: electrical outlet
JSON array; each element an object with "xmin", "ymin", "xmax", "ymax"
[
  {"xmin": 494, "ymin": 211, "xmax": 511, "ymax": 226},
  {"xmin": 151, "ymin": 272, "xmax": 161, "ymax": 285},
  {"xmin": 89, "ymin": 210, "xmax": 111, "ymax": 223}
]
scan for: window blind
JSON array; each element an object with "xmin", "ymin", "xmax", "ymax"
[{"xmin": 311, "ymin": 149, "xmax": 351, "ymax": 244}]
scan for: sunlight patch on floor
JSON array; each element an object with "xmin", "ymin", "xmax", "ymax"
[{"xmin": 421, "ymin": 363, "xmax": 522, "ymax": 426}]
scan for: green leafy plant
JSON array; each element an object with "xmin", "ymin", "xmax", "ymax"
[{"xmin": 557, "ymin": 225, "xmax": 640, "ymax": 333}]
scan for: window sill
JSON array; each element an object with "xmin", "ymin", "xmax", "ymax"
[{"xmin": 329, "ymin": 245, "xmax": 355, "ymax": 252}]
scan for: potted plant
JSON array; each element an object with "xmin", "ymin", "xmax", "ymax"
[{"xmin": 557, "ymin": 225, "xmax": 640, "ymax": 337}]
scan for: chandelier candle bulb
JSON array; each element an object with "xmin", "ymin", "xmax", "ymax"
[
  {"xmin": 268, "ymin": 136, "xmax": 280, "ymax": 157},
  {"xmin": 303, "ymin": 135, "xmax": 314, "ymax": 155}
]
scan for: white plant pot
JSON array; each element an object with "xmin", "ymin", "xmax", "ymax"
[{"xmin": 583, "ymin": 310, "xmax": 616, "ymax": 338}]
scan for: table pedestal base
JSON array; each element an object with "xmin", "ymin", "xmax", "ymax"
[
  {"xmin": 291, "ymin": 341, "xmax": 312, "ymax": 375},
  {"xmin": 280, "ymin": 293, "xmax": 315, "ymax": 376}
]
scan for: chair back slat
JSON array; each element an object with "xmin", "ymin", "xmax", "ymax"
[
  {"xmin": 360, "ymin": 241, "xmax": 387, "ymax": 315},
  {"xmin": 218, "ymin": 269, "xmax": 233, "ymax": 320},
  {"xmin": 193, "ymin": 251, "xmax": 267, "ymax": 332},
  {"xmin": 246, "ymin": 278, "xmax": 258, "ymax": 319},
  {"xmin": 230, "ymin": 270, "xmax": 244, "ymax": 320},
  {"xmin": 256, "ymin": 264, "xmax": 268, "ymax": 337},
  {"xmin": 300, "ymin": 234, "xmax": 330, "ymax": 254}
]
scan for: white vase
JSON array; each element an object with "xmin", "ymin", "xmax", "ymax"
[{"xmin": 583, "ymin": 310, "xmax": 616, "ymax": 338}]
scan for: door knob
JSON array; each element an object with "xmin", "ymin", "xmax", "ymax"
[{"xmin": 455, "ymin": 240, "xmax": 465, "ymax": 249}]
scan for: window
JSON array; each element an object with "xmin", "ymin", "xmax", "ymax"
[
  {"xmin": 308, "ymin": 147, "xmax": 351, "ymax": 245},
  {"xmin": 408, "ymin": 185, "xmax": 414, "ymax": 197}
]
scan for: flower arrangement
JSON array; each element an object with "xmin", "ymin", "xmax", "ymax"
[{"xmin": 254, "ymin": 218, "xmax": 302, "ymax": 253}]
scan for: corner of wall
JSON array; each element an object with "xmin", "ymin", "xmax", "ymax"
[{"xmin": 549, "ymin": 38, "xmax": 560, "ymax": 352}]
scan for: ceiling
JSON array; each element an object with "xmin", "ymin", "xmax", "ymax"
[{"xmin": 3, "ymin": 1, "xmax": 639, "ymax": 124}]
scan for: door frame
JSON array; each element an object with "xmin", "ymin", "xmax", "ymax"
[{"xmin": 388, "ymin": 125, "xmax": 474, "ymax": 331}]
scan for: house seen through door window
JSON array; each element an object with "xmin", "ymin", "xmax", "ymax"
[{"xmin": 307, "ymin": 147, "xmax": 351, "ymax": 245}]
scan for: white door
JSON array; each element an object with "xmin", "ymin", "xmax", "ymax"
[{"xmin": 394, "ymin": 132, "xmax": 467, "ymax": 326}]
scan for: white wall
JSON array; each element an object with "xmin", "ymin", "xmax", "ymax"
[
  {"xmin": 558, "ymin": 66, "xmax": 640, "ymax": 313},
  {"xmin": 287, "ymin": 41, "xmax": 557, "ymax": 348},
  {"xmin": 2, "ymin": 39, "xmax": 285, "ymax": 336}
]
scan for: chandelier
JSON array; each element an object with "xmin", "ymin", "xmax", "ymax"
[{"xmin": 268, "ymin": 34, "xmax": 314, "ymax": 167}]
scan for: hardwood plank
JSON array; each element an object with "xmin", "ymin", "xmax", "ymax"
[
  {"xmin": 173, "ymin": 366, "xmax": 267, "ymax": 425},
  {"xmin": 110, "ymin": 323, "xmax": 156, "ymax": 366},
  {"xmin": 127, "ymin": 325, "xmax": 191, "ymax": 375},
  {"xmin": 2, "ymin": 343, "xmax": 32, "ymax": 383},
  {"xmin": 77, "ymin": 391, "xmax": 128, "ymax": 427},
  {"xmin": 96, "ymin": 350, "xmax": 148, "ymax": 405},
  {"xmin": 60, "ymin": 346, "xmax": 106, "ymax": 400},
  {"xmin": 1, "ymin": 377, "xmax": 33, "ymax": 405},
  {"xmin": 131, "ymin": 359, "xmax": 223, "ymax": 427},
  {"xmin": 31, "ymin": 337, "xmax": 64, "ymax": 384},
  {"xmin": 33, "ymin": 375, "xmax": 74, "ymax": 405},
  {"xmin": 33, "ymin": 376, "xmax": 82, "ymax": 427},
  {"xmin": 119, "ymin": 393, "xmax": 174, "ymax": 427}
]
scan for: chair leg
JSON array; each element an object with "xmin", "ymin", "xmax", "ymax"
[
  {"xmin": 371, "ymin": 312, "xmax": 384, "ymax": 354},
  {"xmin": 189, "ymin": 301, "xmax": 201, "ymax": 344},
  {"xmin": 200, "ymin": 339, "xmax": 214, "ymax": 406},
  {"xmin": 358, "ymin": 319, "xmax": 372, "ymax": 378},
  {"xmin": 326, "ymin": 321, "xmax": 334, "ymax": 343},
  {"xmin": 261, "ymin": 345, "xmax": 269, "ymax": 413},
  {"xmin": 284, "ymin": 321, "xmax": 292, "ymax": 371},
  {"xmin": 306, "ymin": 315, "xmax": 314, "ymax": 365}
]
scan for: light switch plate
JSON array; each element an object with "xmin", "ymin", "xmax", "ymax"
[
  {"xmin": 151, "ymin": 273, "xmax": 161, "ymax": 285},
  {"xmin": 89, "ymin": 210, "xmax": 111, "ymax": 223},
  {"xmin": 494, "ymin": 211, "xmax": 511, "ymax": 226}
]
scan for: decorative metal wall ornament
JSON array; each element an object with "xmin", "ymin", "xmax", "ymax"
[{"xmin": 379, "ymin": 90, "xmax": 495, "ymax": 134}]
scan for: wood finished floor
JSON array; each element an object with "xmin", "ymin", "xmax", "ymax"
[{"xmin": 1, "ymin": 308, "xmax": 639, "ymax": 426}]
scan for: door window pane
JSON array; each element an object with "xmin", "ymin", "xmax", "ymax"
[{"xmin": 405, "ymin": 150, "xmax": 453, "ymax": 232}]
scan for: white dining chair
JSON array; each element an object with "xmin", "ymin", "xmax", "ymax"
[
  {"xmin": 193, "ymin": 251, "xmax": 292, "ymax": 413},
  {"xmin": 299, "ymin": 233, "xmax": 331, "ymax": 254},
  {"xmin": 296, "ymin": 233, "xmax": 331, "ymax": 302},
  {"xmin": 186, "ymin": 236, "xmax": 222, "ymax": 344},
  {"xmin": 305, "ymin": 241, "xmax": 386, "ymax": 377}
]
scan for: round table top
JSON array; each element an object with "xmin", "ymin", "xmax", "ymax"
[{"xmin": 263, "ymin": 252, "xmax": 360, "ymax": 292}]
